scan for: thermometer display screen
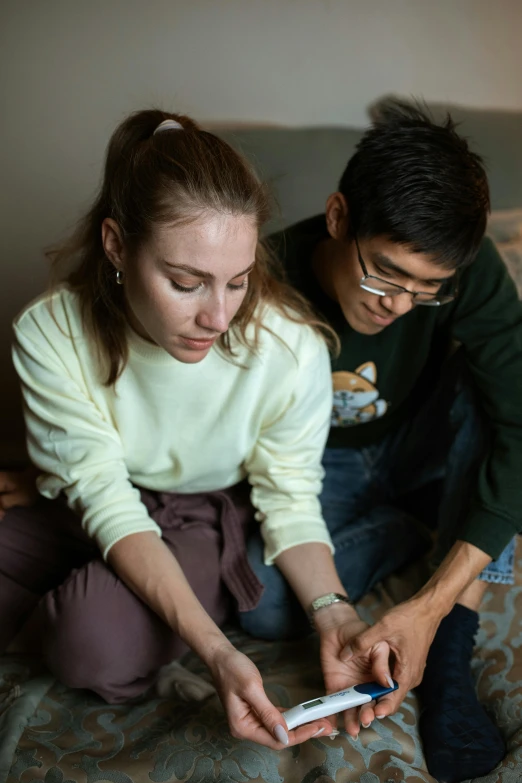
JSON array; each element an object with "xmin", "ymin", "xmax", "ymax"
[{"xmin": 302, "ymin": 698, "xmax": 324, "ymax": 709}]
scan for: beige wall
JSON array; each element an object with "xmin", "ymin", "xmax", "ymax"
[{"xmin": 2, "ymin": 0, "xmax": 522, "ymax": 460}]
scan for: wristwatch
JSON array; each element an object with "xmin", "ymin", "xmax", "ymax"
[{"xmin": 308, "ymin": 592, "xmax": 353, "ymax": 625}]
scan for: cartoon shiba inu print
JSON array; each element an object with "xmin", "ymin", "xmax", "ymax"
[{"xmin": 331, "ymin": 362, "xmax": 388, "ymax": 426}]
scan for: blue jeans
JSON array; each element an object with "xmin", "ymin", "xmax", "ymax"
[{"xmin": 240, "ymin": 354, "xmax": 516, "ymax": 640}]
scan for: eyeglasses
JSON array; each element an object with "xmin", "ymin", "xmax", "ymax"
[{"xmin": 355, "ymin": 236, "xmax": 457, "ymax": 306}]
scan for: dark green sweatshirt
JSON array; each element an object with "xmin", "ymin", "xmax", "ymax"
[{"xmin": 269, "ymin": 215, "xmax": 522, "ymax": 560}]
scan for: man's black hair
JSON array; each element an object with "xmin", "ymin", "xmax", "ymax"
[{"xmin": 339, "ymin": 100, "xmax": 490, "ymax": 268}]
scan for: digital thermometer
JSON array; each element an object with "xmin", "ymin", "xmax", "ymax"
[{"xmin": 282, "ymin": 680, "xmax": 398, "ymax": 730}]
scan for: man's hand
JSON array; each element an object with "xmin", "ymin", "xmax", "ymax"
[
  {"xmin": 344, "ymin": 596, "xmax": 444, "ymax": 719},
  {"xmin": 0, "ymin": 468, "xmax": 38, "ymax": 519},
  {"xmin": 344, "ymin": 541, "xmax": 493, "ymax": 720},
  {"xmin": 315, "ymin": 604, "xmax": 394, "ymax": 738}
]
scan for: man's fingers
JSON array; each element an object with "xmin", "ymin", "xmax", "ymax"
[
  {"xmin": 0, "ymin": 490, "xmax": 30, "ymax": 511},
  {"xmin": 368, "ymin": 640, "xmax": 394, "ymax": 688},
  {"xmin": 342, "ymin": 626, "xmax": 379, "ymax": 660},
  {"xmin": 373, "ymin": 655, "xmax": 411, "ymax": 718},
  {"xmin": 0, "ymin": 472, "xmax": 16, "ymax": 494}
]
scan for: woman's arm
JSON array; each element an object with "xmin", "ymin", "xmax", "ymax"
[
  {"xmin": 275, "ymin": 541, "xmax": 394, "ymax": 737},
  {"xmin": 247, "ymin": 333, "xmax": 393, "ymax": 735},
  {"xmin": 12, "ymin": 307, "xmax": 332, "ymax": 747},
  {"xmin": 13, "ymin": 307, "xmax": 162, "ymax": 555},
  {"xmin": 246, "ymin": 333, "xmax": 335, "ymax": 563},
  {"xmin": 109, "ymin": 531, "xmax": 335, "ymax": 747},
  {"xmin": 108, "ymin": 530, "xmax": 231, "ymax": 661},
  {"xmin": 275, "ymin": 542, "xmax": 355, "ymax": 614}
]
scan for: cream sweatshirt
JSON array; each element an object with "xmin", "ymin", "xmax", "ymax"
[{"xmin": 12, "ymin": 287, "xmax": 334, "ymax": 563}]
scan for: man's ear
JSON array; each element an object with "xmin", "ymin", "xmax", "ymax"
[
  {"xmin": 325, "ymin": 192, "xmax": 350, "ymax": 241},
  {"xmin": 101, "ymin": 218, "xmax": 125, "ymax": 273}
]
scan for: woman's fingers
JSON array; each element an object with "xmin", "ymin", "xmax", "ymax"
[
  {"xmin": 342, "ymin": 705, "xmax": 361, "ymax": 738},
  {"xmin": 217, "ymin": 651, "xmax": 340, "ymax": 749},
  {"xmin": 227, "ymin": 684, "xmax": 336, "ymax": 749},
  {"xmin": 373, "ymin": 683, "xmax": 406, "ymax": 719},
  {"xmin": 241, "ymin": 682, "xmax": 293, "ymax": 744},
  {"xmin": 358, "ymin": 699, "xmax": 376, "ymax": 728},
  {"xmin": 290, "ymin": 719, "xmax": 335, "ymax": 744}
]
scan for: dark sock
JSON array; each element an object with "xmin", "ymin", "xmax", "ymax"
[{"xmin": 417, "ymin": 603, "xmax": 505, "ymax": 783}]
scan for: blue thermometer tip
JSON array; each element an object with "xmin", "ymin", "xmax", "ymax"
[{"xmin": 353, "ymin": 680, "xmax": 398, "ymax": 699}]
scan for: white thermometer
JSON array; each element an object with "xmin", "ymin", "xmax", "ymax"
[{"xmin": 282, "ymin": 679, "xmax": 398, "ymax": 730}]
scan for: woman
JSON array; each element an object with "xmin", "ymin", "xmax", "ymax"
[{"xmin": 3, "ymin": 110, "xmax": 390, "ymax": 748}]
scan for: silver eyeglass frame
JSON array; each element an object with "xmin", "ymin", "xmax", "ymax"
[{"xmin": 354, "ymin": 235, "xmax": 457, "ymax": 306}]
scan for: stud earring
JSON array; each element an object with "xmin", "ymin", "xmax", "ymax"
[{"xmin": 116, "ymin": 269, "xmax": 124, "ymax": 285}]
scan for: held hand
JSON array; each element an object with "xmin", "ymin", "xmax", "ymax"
[
  {"xmin": 344, "ymin": 597, "xmax": 444, "ymax": 720},
  {"xmin": 209, "ymin": 645, "xmax": 335, "ymax": 748},
  {"xmin": 317, "ymin": 609, "xmax": 394, "ymax": 738},
  {"xmin": 0, "ymin": 468, "xmax": 39, "ymax": 519}
]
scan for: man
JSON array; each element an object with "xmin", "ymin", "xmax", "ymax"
[
  {"xmin": 0, "ymin": 467, "xmax": 38, "ymax": 519},
  {"xmin": 241, "ymin": 102, "xmax": 521, "ymax": 782}
]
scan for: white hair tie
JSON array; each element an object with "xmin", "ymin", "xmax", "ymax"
[{"xmin": 154, "ymin": 119, "xmax": 184, "ymax": 135}]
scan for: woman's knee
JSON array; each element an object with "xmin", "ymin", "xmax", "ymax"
[{"xmin": 39, "ymin": 563, "xmax": 174, "ymax": 702}]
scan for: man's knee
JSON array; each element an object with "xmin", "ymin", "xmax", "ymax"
[{"xmin": 239, "ymin": 597, "xmax": 309, "ymax": 641}]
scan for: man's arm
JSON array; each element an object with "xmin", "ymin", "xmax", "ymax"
[
  {"xmin": 344, "ymin": 540, "xmax": 491, "ymax": 719},
  {"xmin": 344, "ymin": 237, "xmax": 522, "ymax": 719},
  {"xmin": 447, "ymin": 237, "xmax": 522, "ymax": 559}
]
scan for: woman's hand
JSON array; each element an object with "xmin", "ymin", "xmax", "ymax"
[
  {"xmin": 209, "ymin": 643, "xmax": 335, "ymax": 748},
  {"xmin": 109, "ymin": 534, "xmax": 333, "ymax": 747},
  {"xmin": 315, "ymin": 605, "xmax": 394, "ymax": 738},
  {"xmin": 0, "ymin": 467, "xmax": 39, "ymax": 519}
]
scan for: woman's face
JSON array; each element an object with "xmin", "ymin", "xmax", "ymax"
[{"xmin": 103, "ymin": 212, "xmax": 258, "ymax": 363}]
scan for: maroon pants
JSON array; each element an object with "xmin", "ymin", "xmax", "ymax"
[{"xmin": 0, "ymin": 484, "xmax": 262, "ymax": 703}]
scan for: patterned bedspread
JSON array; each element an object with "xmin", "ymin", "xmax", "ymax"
[{"xmin": 1, "ymin": 538, "xmax": 521, "ymax": 783}]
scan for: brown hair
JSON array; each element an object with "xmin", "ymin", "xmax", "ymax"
[{"xmin": 49, "ymin": 109, "xmax": 335, "ymax": 384}]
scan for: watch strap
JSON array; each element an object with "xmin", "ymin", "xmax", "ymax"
[{"xmin": 308, "ymin": 592, "xmax": 353, "ymax": 625}]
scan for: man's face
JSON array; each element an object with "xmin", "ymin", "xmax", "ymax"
[
  {"xmin": 331, "ymin": 235, "xmax": 456, "ymax": 335},
  {"xmin": 323, "ymin": 195, "xmax": 456, "ymax": 335}
]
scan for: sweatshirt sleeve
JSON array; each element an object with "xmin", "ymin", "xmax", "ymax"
[
  {"xmin": 450, "ymin": 237, "xmax": 522, "ymax": 559},
  {"xmin": 12, "ymin": 306, "xmax": 161, "ymax": 558},
  {"xmin": 245, "ymin": 331, "xmax": 334, "ymax": 564}
]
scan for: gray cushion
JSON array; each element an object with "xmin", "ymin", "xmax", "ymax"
[
  {"xmin": 216, "ymin": 127, "xmax": 364, "ymax": 231},
  {"xmin": 370, "ymin": 97, "xmax": 522, "ymax": 211}
]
